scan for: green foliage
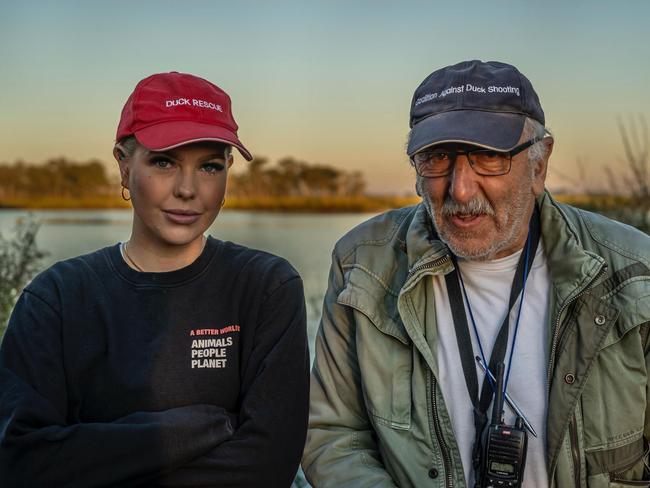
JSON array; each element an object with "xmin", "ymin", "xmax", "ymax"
[
  {"xmin": 229, "ymin": 155, "xmax": 366, "ymax": 198},
  {"xmin": 0, "ymin": 217, "xmax": 47, "ymax": 337},
  {"xmin": 0, "ymin": 157, "xmax": 118, "ymax": 204}
]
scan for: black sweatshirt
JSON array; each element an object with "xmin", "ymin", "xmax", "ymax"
[{"xmin": 0, "ymin": 237, "xmax": 309, "ymax": 487}]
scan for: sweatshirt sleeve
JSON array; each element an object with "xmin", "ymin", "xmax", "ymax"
[
  {"xmin": 0, "ymin": 289, "xmax": 234, "ymax": 488},
  {"xmin": 154, "ymin": 275, "xmax": 310, "ymax": 488}
]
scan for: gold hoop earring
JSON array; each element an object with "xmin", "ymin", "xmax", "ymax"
[{"xmin": 121, "ymin": 186, "xmax": 131, "ymax": 201}]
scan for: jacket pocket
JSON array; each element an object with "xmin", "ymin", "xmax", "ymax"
[
  {"xmin": 586, "ymin": 436, "xmax": 650, "ymax": 487},
  {"xmin": 338, "ymin": 271, "xmax": 412, "ymax": 430},
  {"xmin": 580, "ymin": 319, "xmax": 647, "ymax": 458},
  {"xmin": 609, "ymin": 441, "xmax": 650, "ymax": 486},
  {"xmin": 355, "ymin": 309, "xmax": 412, "ymax": 430}
]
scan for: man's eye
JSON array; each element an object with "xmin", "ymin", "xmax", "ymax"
[
  {"xmin": 430, "ymin": 151, "xmax": 451, "ymax": 162},
  {"xmin": 473, "ymin": 150, "xmax": 503, "ymax": 162},
  {"xmin": 415, "ymin": 151, "xmax": 449, "ymax": 164},
  {"xmin": 201, "ymin": 162, "xmax": 225, "ymax": 174}
]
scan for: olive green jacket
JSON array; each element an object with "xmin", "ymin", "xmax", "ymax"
[{"xmin": 303, "ymin": 191, "xmax": 650, "ymax": 488}]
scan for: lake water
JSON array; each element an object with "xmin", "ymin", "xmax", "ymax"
[{"xmin": 0, "ymin": 209, "xmax": 378, "ymax": 358}]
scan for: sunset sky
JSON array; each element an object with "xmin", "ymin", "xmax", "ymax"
[{"xmin": 1, "ymin": 1, "xmax": 649, "ymax": 194}]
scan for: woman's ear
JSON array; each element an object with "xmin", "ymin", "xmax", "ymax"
[
  {"xmin": 113, "ymin": 145, "xmax": 130, "ymax": 186},
  {"xmin": 226, "ymin": 153, "xmax": 234, "ymax": 169}
]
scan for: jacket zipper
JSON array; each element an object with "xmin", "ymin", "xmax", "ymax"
[
  {"xmin": 406, "ymin": 255, "xmax": 451, "ymax": 283},
  {"xmin": 546, "ymin": 264, "xmax": 607, "ymax": 393},
  {"xmin": 547, "ymin": 263, "xmax": 607, "ymax": 485},
  {"xmin": 409, "ymin": 255, "xmax": 454, "ymax": 486},
  {"xmin": 569, "ymin": 414, "xmax": 581, "ymax": 488},
  {"xmin": 431, "ymin": 373, "xmax": 454, "ymax": 488}
]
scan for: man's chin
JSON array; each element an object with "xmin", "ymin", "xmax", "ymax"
[
  {"xmin": 439, "ymin": 230, "xmax": 498, "ymax": 261},
  {"xmin": 431, "ymin": 213, "xmax": 499, "ymax": 260},
  {"xmin": 447, "ymin": 243, "xmax": 497, "ymax": 261}
]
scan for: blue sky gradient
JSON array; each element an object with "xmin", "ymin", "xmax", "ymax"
[{"xmin": 1, "ymin": 1, "xmax": 649, "ymax": 193}]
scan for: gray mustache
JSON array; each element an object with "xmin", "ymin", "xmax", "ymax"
[{"xmin": 440, "ymin": 196, "xmax": 495, "ymax": 217}]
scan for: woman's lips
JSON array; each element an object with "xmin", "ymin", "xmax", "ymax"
[{"xmin": 163, "ymin": 210, "xmax": 201, "ymax": 225}]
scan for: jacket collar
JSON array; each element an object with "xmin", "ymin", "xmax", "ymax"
[
  {"xmin": 403, "ymin": 204, "xmax": 452, "ymax": 289},
  {"xmin": 537, "ymin": 191, "xmax": 606, "ymax": 307},
  {"xmin": 404, "ymin": 204, "xmax": 447, "ymax": 270},
  {"xmin": 402, "ymin": 191, "xmax": 605, "ymax": 300}
]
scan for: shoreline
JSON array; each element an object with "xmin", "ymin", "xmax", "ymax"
[
  {"xmin": 0, "ymin": 195, "xmax": 422, "ymax": 213},
  {"xmin": 1, "ymin": 194, "xmax": 645, "ymax": 215}
]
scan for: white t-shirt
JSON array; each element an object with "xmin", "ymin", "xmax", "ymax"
[{"xmin": 432, "ymin": 243, "xmax": 551, "ymax": 487}]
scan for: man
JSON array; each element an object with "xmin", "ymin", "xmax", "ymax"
[{"xmin": 303, "ymin": 60, "xmax": 650, "ymax": 487}]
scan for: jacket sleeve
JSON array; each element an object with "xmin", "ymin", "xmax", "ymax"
[
  {"xmin": 153, "ymin": 276, "xmax": 310, "ymax": 488},
  {"xmin": 0, "ymin": 290, "xmax": 234, "ymax": 488},
  {"xmin": 645, "ymin": 322, "xmax": 650, "ymax": 443},
  {"xmin": 302, "ymin": 251, "xmax": 399, "ymax": 488}
]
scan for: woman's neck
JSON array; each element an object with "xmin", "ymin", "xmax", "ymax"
[{"xmin": 123, "ymin": 234, "xmax": 207, "ymax": 273}]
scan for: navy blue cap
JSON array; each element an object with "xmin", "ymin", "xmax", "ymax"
[{"xmin": 407, "ymin": 60, "xmax": 545, "ymax": 156}]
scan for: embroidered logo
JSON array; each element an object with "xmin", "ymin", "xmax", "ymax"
[{"xmin": 165, "ymin": 98, "xmax": 223, "ymax": 112}]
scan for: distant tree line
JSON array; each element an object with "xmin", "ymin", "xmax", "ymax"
[
  {"xmin": 0, "ymin": 158, "xmax": 116, "ymax": 200},
  {"xmin": 229, "ymin": 156, "xmax": 366, "ymax": 198},
  {"xmin": 0, "ymin": 156, "xmax": 367, "ymax": 202}
]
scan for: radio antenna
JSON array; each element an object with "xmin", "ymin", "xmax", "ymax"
[{"xmin": 492, "ymin": 362, "xmax": 505, "ymax": 425}]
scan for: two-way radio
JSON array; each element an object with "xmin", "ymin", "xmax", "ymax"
[{"xmin": 479, "ymin": 362, "xmax": 528, "ymax": 488}]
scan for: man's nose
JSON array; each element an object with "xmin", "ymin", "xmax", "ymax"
[
  {"xmin": 448, "ymin": 155, "xmax": 480, "ymax": 203},
  {"xmin": 174, "ymin": 168, "xmax": 196, "ymax": 199}
]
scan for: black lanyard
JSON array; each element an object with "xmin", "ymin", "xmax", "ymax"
[{"xmin": 443, "ymin": 205, "xmax": 541, "ymax": 471}]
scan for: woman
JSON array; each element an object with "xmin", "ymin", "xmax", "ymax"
[{"xmin": 0, "ymin": 72, "xmax": 309, "ymax": 487}]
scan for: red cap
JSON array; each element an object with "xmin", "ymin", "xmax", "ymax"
[{"xmin": 116, "ymin": 72, "xmax": 252, "ymax": 161}]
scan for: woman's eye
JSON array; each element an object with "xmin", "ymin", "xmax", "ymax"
[
  {"xmin": 201, "ymin": 162, "xmax": 225, "ymax": 174},
  {"xmin": 151, "ymin": 158, "xmax": 173, "ymax": 169}
]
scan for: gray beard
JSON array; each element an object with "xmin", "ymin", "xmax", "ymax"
[{"xmin": 416, "ymin": 178, "xmax": 533, "ymax": 261}]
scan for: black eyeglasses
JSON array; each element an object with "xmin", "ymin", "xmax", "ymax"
[{"xmin": 410, "ymin": 136, "xmax": 543, "ymax": 178}]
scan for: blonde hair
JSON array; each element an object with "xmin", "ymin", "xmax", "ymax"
[{"xmin": 115, "ymin": 136, "xmax": 232, "ymax": 159}]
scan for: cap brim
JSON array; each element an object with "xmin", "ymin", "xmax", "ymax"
[
  {"xmin": 407, "ymin": 110, "xmax": 525, "ymax": 156},
  {"xmin": 135, "ymin": 120, "xmax": 253, "ymax": 161}
]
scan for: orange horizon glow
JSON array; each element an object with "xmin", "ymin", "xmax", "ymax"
[{"xmin": 1, "ymin": 1, "xmax": 648, "ymax": 194}]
